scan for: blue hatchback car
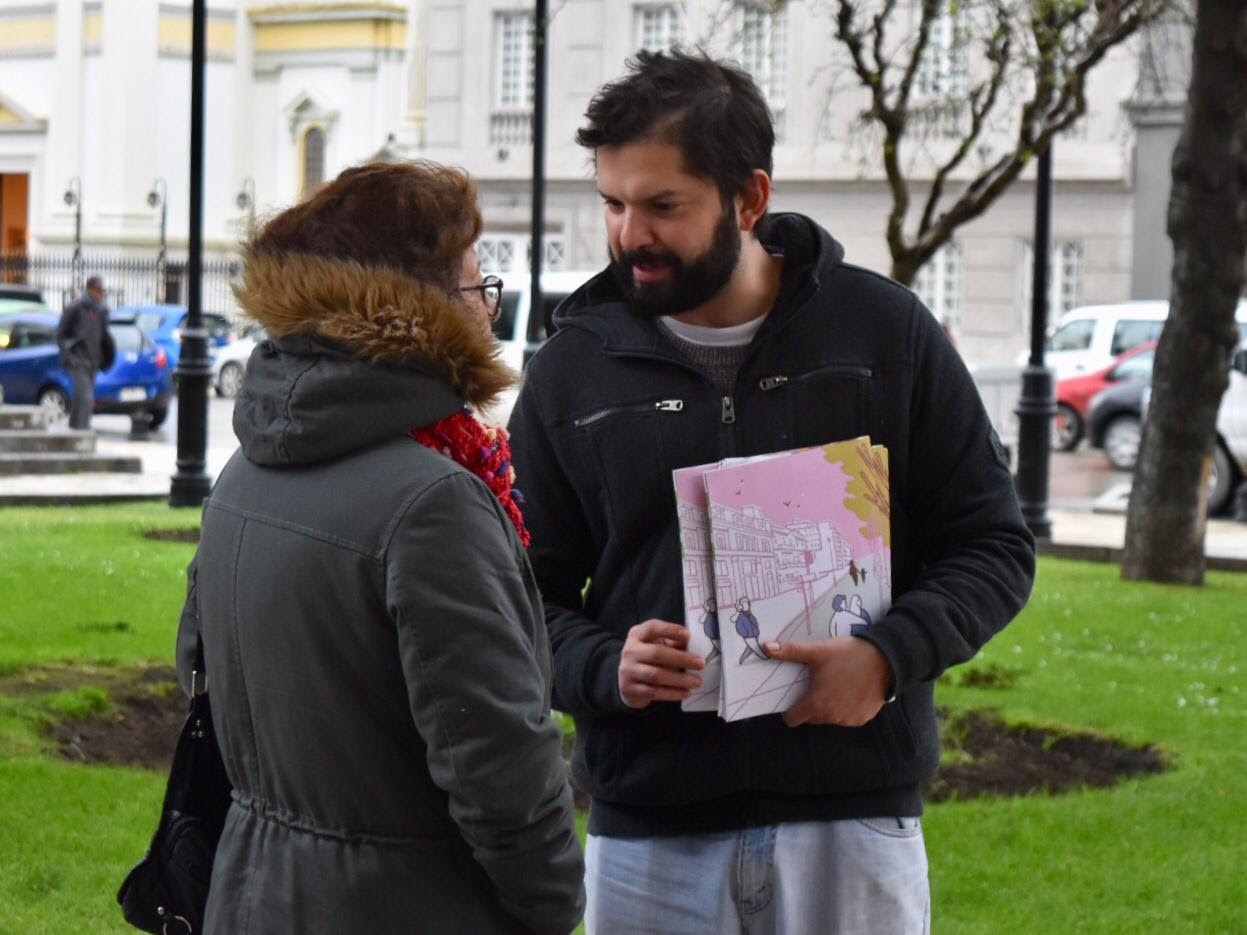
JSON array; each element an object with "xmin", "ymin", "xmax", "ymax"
[
  {"xmin": 126, "ymin": 304, "xmax": 234, "ymax": 370},
  {"xmin": 0, "ymin": 311, "xmax": 174, "ymax": 427}
]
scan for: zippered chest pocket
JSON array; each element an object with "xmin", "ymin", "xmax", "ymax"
[
  {"xmin": 569, "ymin": 396, "xmax": 692, "ymax": 542},
  {"xmin": 758, "ymin": 364, "xmax": 875, "ymax": 449}
]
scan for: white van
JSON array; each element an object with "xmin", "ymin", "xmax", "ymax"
[
  {"xmin": 491, "ymin": 269, "xmax": 599, "ymax": 373},
  {"xmin": 478, "ymin": 269, "xmax": 598, "ymax": 424},
  {"xmin": 1024, "ymin": 300, "xmax": 1247, "ymax": 380}
]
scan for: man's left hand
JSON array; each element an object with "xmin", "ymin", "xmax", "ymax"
[{"xmin": 763, "ymin": 637, "xmax": 893, "ymax": 728}]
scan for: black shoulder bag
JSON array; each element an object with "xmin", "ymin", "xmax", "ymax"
[{"xmin": 117, "ymin": 638, "xmax": 232, "ymax": 934}]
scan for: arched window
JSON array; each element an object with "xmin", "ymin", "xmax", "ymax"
[{"xmin": 301, "ymin": 126, "xmax": 326, "ymax": 198}]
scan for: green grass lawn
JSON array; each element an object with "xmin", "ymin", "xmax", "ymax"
[{"xmin": 1, "ymin": 504, "xmax": 1244, "ymax": 932}]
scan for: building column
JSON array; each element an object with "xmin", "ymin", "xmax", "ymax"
[
  {"xmin": 42, "ymin": 0, "xmax": 85, "ymax": 250},
  {"xmin": 91, "ymin": 0, "xmax": 160, "ymax": 246},
  {"xmin": 1126, "ymin": 11, "xmax": 1192, "ymax": 300}
]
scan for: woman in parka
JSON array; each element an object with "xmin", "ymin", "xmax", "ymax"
[{"xmin": 175, "ymin": 161, "xmax": 584, "ymax": 935}]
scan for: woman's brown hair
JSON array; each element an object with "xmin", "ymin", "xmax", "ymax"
[{"xmin": 248, "ymin": 160, "xmax": 482, "ymax": 290}]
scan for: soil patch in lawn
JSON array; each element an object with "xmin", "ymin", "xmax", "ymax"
[
  {"xmin": 20, "ymin": 672, "xmax": 1167, "ymax": 801},
  {"xmin": 141, "ymin": 527, "xmax": 200, "ymax": 544},
  {"xmin": 924, "ymin": 708, "xmax": 1166, "ymax": 803}
]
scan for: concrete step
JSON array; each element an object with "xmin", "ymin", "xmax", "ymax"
[
  {"xmin": 0, "ymin": 452, "xmax": 142, "ymax": 476},
  {"xmin": 0, "ymin": 406, "xmax": 48, "ymax": 431},
  {"xmin": 0, "ymin": 429, "xmax": 96, "ymax": 455}
]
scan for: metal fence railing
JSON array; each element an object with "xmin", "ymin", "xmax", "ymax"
[{"xmin": 0, "ymin": 251, "xmax": 242, "ymax": 318}]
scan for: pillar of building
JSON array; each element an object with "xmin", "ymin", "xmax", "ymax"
[{"xmin": 1126, "ymin": 12, "xmax": 1192, "ymax": 300}]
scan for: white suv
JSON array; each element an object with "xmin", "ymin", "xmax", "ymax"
[
  {"xmin": 1210, "ymin": 345, "xmax": 1247, "ymax": 514},
  {"xmin": 1020, "ymin": 299, "xmax": 1247, "ymax": 381}
]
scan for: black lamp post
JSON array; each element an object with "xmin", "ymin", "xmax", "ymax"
[
  {"xmin": 529, "ymin": 0, "xmax": 548, "ymax": 345},
  {"xmin": 147, "ymin": 178, "xmax": 168, "ymax": 300},
  {"xmin": 169, "ymin": 0, "xmax": 212, "ymax": 507},
  {"xmin": 236, "ymin": 177, "xmax": 256, "ymax": 235},
  {"xmin": 147, "ymin": 178, "xmax": 168, "ymax": 261},
  {"xmin": 63, "ymin": 177, "xmax": 82, "ymax": 292},
  {"xmin": 1014, "ymin": 145, "xmax": 1056, "ymax": 540}
]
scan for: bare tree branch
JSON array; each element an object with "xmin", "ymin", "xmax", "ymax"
[{"xmin": 824, "ymin": 0, "xmax": 1180, "ymax": 283}]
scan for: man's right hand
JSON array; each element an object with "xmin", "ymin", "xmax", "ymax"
[{"xmin": 618, "ymin": 619, "xmax": 704, "ymax": 709}]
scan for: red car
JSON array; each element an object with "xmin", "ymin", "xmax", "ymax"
[{"xmin": 1054, "ymin": 340, "xmax": 1156, "ymax": 450}]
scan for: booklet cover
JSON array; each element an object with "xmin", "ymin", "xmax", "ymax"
[
  {"xmin": 700, "ymin": 438, "xmax": 892, "ymax": 721},
  {"xmin": 674, "ymin": 461, "xmax": 726, "ymax": 713}
]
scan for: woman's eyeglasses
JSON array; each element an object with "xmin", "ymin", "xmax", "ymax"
[{"xmin": 457, "ymin": 275, "xmax": 504, "ymax": 323}]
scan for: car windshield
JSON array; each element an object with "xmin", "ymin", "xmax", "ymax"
[
  {"xmin": 1112, "ymin": 350, "xmax": 1155, "ymax": 381},
  {"xmin": 111, "ymin": 323, "xmax": 145, "ymax": 352},
  {"xmin": 134, "ymin": 311, "xmax": 165, "ymax": 333},
  {"xmin": 1049, "ymin": 319, "xmax": 1094, "ymax": 352}
]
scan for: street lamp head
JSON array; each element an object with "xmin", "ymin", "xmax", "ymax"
[
  {"xmin": 63, "ymin": 188, "xmax": 77, "ymax": 207},
  {"xmin": 236, "ymin": 190, "xmax": 252, "ymax": 210},
  {"xmin": 147, "ymin": 189, "xmax": 160, "ymax": 208}
]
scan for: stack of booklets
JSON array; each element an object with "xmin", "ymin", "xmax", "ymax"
[{"xmin": 674, "ymin": 437, "xmax": 892, "ymax": 721}]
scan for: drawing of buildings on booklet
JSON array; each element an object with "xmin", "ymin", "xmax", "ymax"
[
  {"xmin": 703, "ymin": 438, "xmax": 892, "ymax": 722},
  {"xmin": 674, "ymin": 461, "xmax": 728, "ymax": 714}
]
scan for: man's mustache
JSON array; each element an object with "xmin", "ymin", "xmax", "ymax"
[{"xmin": 615, "ymin": 249, "xmax": 680, "ymax": 269}]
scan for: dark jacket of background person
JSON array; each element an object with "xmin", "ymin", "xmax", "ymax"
[
  {"xmin": 56, "ymin": 290, "xmax": 112, "ymax": 371},
  {"xmin": 175, "ymin": 249, "xmax": 584, "ymax": 935},
  {"xmin": 507, "ymin": 213, "xmax": 1036, "ymax": 837}
]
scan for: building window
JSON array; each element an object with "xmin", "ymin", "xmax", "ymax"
[
  {"xmin": 496, "ymin": 13, "xmax": 535, "ymax": 109},
  {"xmin": 734, "ymin": 2, "xmax": 787, "ymax": 110},
  {"xmin": 914, "ymin": 242, "xmax": 962, "ymax": 331},
  {"xmin": 477, "ymin": 234, "xmax": 567, "ymax": 274},
  {"xmin": 300, "ymin": 126, "xmax": 326, "ymax": 199},
  {"xmin": 915, "ymin": 2, "xmax": 968, "ymax": 98},
  {"xmin": 912, "ymin": 2, "xmax": 968, "ymax": 137},
  {"xmin": 1020, "ymin": 240, "xmax": 1084, "ymax": 318},
  {"xmin": 636, "ymin": 4, "xmax": 683, "ymax": 52}
]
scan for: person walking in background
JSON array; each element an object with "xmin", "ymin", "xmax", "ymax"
[
  {"xmin": 175, "ymin": 161, "xmax": 584, "ymax": 935},
  {"xmin": 56, "ymin": 275, "xmax": 113, "ymax": 429},
  {"xmin": 507, "ymin": 51, "xmax": 1035, "ymax": 934}
]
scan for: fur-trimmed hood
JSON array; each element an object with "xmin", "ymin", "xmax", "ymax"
[
  {"xmin": 234, "ymin": 251, "xmax": 515, "ymax": 409},
  {"xmin": 230, "ymin": 251, "xmax": 515, "ymax": 467}
]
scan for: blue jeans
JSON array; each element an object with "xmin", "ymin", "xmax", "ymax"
[{"xmin": 585, "ymin": 819, "xmax": 929, "ymax": 935}]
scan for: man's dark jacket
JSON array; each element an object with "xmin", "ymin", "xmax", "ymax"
[
  {"xmin": 56, "ymin": 293, "xmax": 113, "ymax": 371},
  {"xmin": 507, "ymin": 213, "xmax": 1036, "ymax": 837}
]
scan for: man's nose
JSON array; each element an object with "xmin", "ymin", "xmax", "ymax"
[{"xmin": 617, "ymin": 209, "xmax": 654, "ymax": 253}]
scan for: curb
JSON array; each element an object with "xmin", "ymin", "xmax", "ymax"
[{"xmin": 1038, "ymin": 540, "xmax": 1247, "ymax": 573}]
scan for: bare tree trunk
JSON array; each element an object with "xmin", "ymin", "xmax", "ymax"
[{"xmin": 1121, "ymin": 0, "xmax": 1247, "ymax": 584}]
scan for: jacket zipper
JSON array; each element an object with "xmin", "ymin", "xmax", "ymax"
[
  {"xmin": 721, "ymin": 396, "xmax": 736, "ymax": 424},
  {"xmin": 759, "ymin": 364, "xmax": 874, "ymax": 391},
  {"xmin": 573, "ymin": 398, "xmax": 684, "ymax": 428}
]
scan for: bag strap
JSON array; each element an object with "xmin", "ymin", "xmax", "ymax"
[{"xmin": 191, "ymin": 634, "xmax": 207, "ymax": 697}]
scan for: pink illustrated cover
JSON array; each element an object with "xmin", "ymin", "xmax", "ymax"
[
  {"xmin": 702, "ymin": 438, "xmax": 891, "ymax": 721},
  {"xmin": 675, "ymin": 453, "xmax": 791, "ymax": 713},
  {"xmin": 674, "ymin": 461, "xmax": 726, "ymax": 712}
]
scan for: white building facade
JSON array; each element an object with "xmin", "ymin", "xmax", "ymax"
[{"xmin": 0, "ymin": 0, "xmax": 1155, "ymax": 363}]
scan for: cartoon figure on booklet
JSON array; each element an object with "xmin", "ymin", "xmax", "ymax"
[
  {"xmin": 700, "ymin": 597, "xmax": 721, "ymax": 663},
  {"xmin": 733, "ymin": 596, "xmax": 770, "ymax": 664},
  {"xmin": 829, "ymin": 594, "xmax": 874, "ymax": 639}
]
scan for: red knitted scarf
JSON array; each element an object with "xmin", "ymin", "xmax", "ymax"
[{"xmin": 410, "ymin": 410, "xmax": 531, "ymax": 547}]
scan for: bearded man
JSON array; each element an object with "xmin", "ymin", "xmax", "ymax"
[{"xmin": 507, "ymin": 50, "xmax": 1035, "ymax": 935}]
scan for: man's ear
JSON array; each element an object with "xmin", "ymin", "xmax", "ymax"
[{"xmin": 737, "ymin": 169, "xmax": 772, "ymax": 233}]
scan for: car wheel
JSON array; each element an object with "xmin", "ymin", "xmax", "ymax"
[
  {"xmin": 1052, "ymin": 403, "xmax": 1083, "ymax": 451},
  {"xmin": 1103, "ymin": 415, "xmax": 1142, "ymax": 471},
  {"xmin": 148, "ymin": 406, "xmax": 168, "ymax": 429},
  {"xmin": 216, "ymin": 361, "xmax": 245, "ymax": 398},
  {"xmin": 1207, "ymin": 442, "xmax": 1235, "ymax": 517},
  {"xmin": 38, "ymin": 386, "xmax": 70, "ymax": 425}
]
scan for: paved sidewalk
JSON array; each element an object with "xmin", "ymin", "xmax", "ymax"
[{"xmin": 2, "ymin": 430, "xmax": 1245, "ymax": 569}]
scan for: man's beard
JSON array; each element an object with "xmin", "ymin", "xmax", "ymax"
[{"xmin": 609, "ymin": 202, "xmax": 742, "ymax": 319}]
